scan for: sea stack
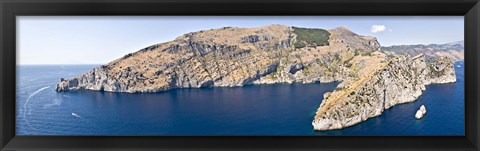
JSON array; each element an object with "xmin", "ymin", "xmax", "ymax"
[{"xmin": 415, "ymin": 105, "xmax": 427, "ymax": 119}]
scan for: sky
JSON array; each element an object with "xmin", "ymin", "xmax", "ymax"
[{"xmin": 17, "ymin": 16, "xmax": 464, "ymax": 65}]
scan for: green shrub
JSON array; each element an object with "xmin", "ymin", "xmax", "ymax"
[
  {"xmin": 292, "ymin": 27, "xmax": 331, "ymax": 49},
  {"xmin": 268, "ymin": 71, "xmax": 277, "ymax": 78},
  {"xmin": 346, "ymin": 63, "xmax": 353, "ymax": 68},
  {"xmin": 363, "ymin": 50, "xmax": 374, "ymax": 56}
]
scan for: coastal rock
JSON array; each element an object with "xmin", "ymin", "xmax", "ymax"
[
  {"xmin": 56, "ymin": 25, "xmax": 380, "ymax": 93},
  {"xmin": 312, "ymin": 54, "xmax": 456, "ymax": 131},
  {"xmin": 415, "ymin": 105, "xmax": 427, "ymax": 119},
  {"xmin": 54, "ymin": 24, "xmax": 457, "ymax": 131}
]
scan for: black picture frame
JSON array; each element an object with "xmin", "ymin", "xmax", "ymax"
[{"xmin": 1, "ymin": 0, "xmax": 479, "ymax": 150}]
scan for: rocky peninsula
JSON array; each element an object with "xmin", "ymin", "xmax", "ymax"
[
  {"xmin": 55, "ymin": 25, "xmax": 457, "ymax": 131},
  {"xmin": 56, "ymin": 25, "xmax": 381, "ymax": 93},
  {"xmin": 312, "ymin": 54, "xmax": 456, "ymax": 130}
]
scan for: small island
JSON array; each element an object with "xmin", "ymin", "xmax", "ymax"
[
  {"xmin": 415, "ymin": 105, "xmax": 427, "ymax": 119},
  {"xmin": 55, "ymin": 25, "xmax": 456, "ymax": 131}
]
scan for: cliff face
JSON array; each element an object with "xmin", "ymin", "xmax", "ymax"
[
  {"xmin": 312, "ymin": 54, "xmax": 456, "ymax": 131},
  {"xmin": 56, "ymin": 25, "xmax": 381, "ymax": 93},
  {"xmin": 55, "ymin": 24, "xmax": 458, "ymax": 131}
]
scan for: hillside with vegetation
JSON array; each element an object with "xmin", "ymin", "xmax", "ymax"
[
  {"xmin": 55, "ymin": 25, "xmax": 456, "ymax": 131},
  {"xmin": 292, "ymin": 27, "xmax": 330, "ymax": 48}
]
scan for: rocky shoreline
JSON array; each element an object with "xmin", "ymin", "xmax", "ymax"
[
  {"xmin": 56, "ymin": 25, "xmax": 381, "ymax": 93},
  {"xmin": 312, "ymin": 54, "xmax": 456, "ymax": 131},
  {"xmin": 55, "ymin": 25, "xmax": 457, "ymax": 131}
]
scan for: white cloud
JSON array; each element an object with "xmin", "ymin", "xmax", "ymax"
[{"xmin": 371, "ymin": 25, "xmax": 386, "ymax": 33}]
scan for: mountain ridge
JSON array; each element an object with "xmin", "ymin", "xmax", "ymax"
[
  {"xmin": 55, "ymin": 24, "xmax": 457, "ymax": 131},
  {"xmin": 382, "ymin": 40, "xmax": 464, "ymax": 61},
  {"xmin": 56, "ymin": 25, "xmax": 381, "ymax": 93}
]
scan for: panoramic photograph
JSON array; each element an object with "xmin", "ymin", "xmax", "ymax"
[{"xmin": 16, "ymin": 16, "xmax": 464, "ymax": 135}]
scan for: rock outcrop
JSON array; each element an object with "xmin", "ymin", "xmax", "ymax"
[
  {"xmin": 415, "ymin": 105, "xmax": 427, "ymax": 119},
  {"xmin": 56, "ymin": 25, "xmax": 381, "ymax": 93},
  {"xmin": 55, "ymin": 24, "xmax": 457, "ymax": 131},
  {"xmin": 312, "ymin": 54, "xmax": 456, "ymax": 131}
]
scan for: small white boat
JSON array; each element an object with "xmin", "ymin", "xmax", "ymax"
[
  {"xmin": 457, "ymin": 65, "xmax": 461, "ymax": 68},
  {"xmin": 72, "ymin": 113, "xmax": 79, "ymax": 118}
]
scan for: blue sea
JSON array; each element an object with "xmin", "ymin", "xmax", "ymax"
[{"xmin": 16, "ymin": 62, "xmax": 465, "ymax": 136}]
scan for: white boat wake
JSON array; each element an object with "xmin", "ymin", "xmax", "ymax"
[{"xmin": 23, "ymin": 86, "xmax": 50, "ymax": 119}]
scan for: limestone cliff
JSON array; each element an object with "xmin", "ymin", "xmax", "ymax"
[
  {"xmin": 312, "ymin": 54, "xmax": 456, "ymax": 131},
  {"xmin": 56, "ymin": 25, "xmax": 381, "ymax": 93},
  {"xmin": 55, "ymin": 25, "xmax": 457, "ymax": 131}
]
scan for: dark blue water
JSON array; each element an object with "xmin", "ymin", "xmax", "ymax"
[{"xmin": 16, "ymin": 62, "xmax": 464, "ymax": 136}]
